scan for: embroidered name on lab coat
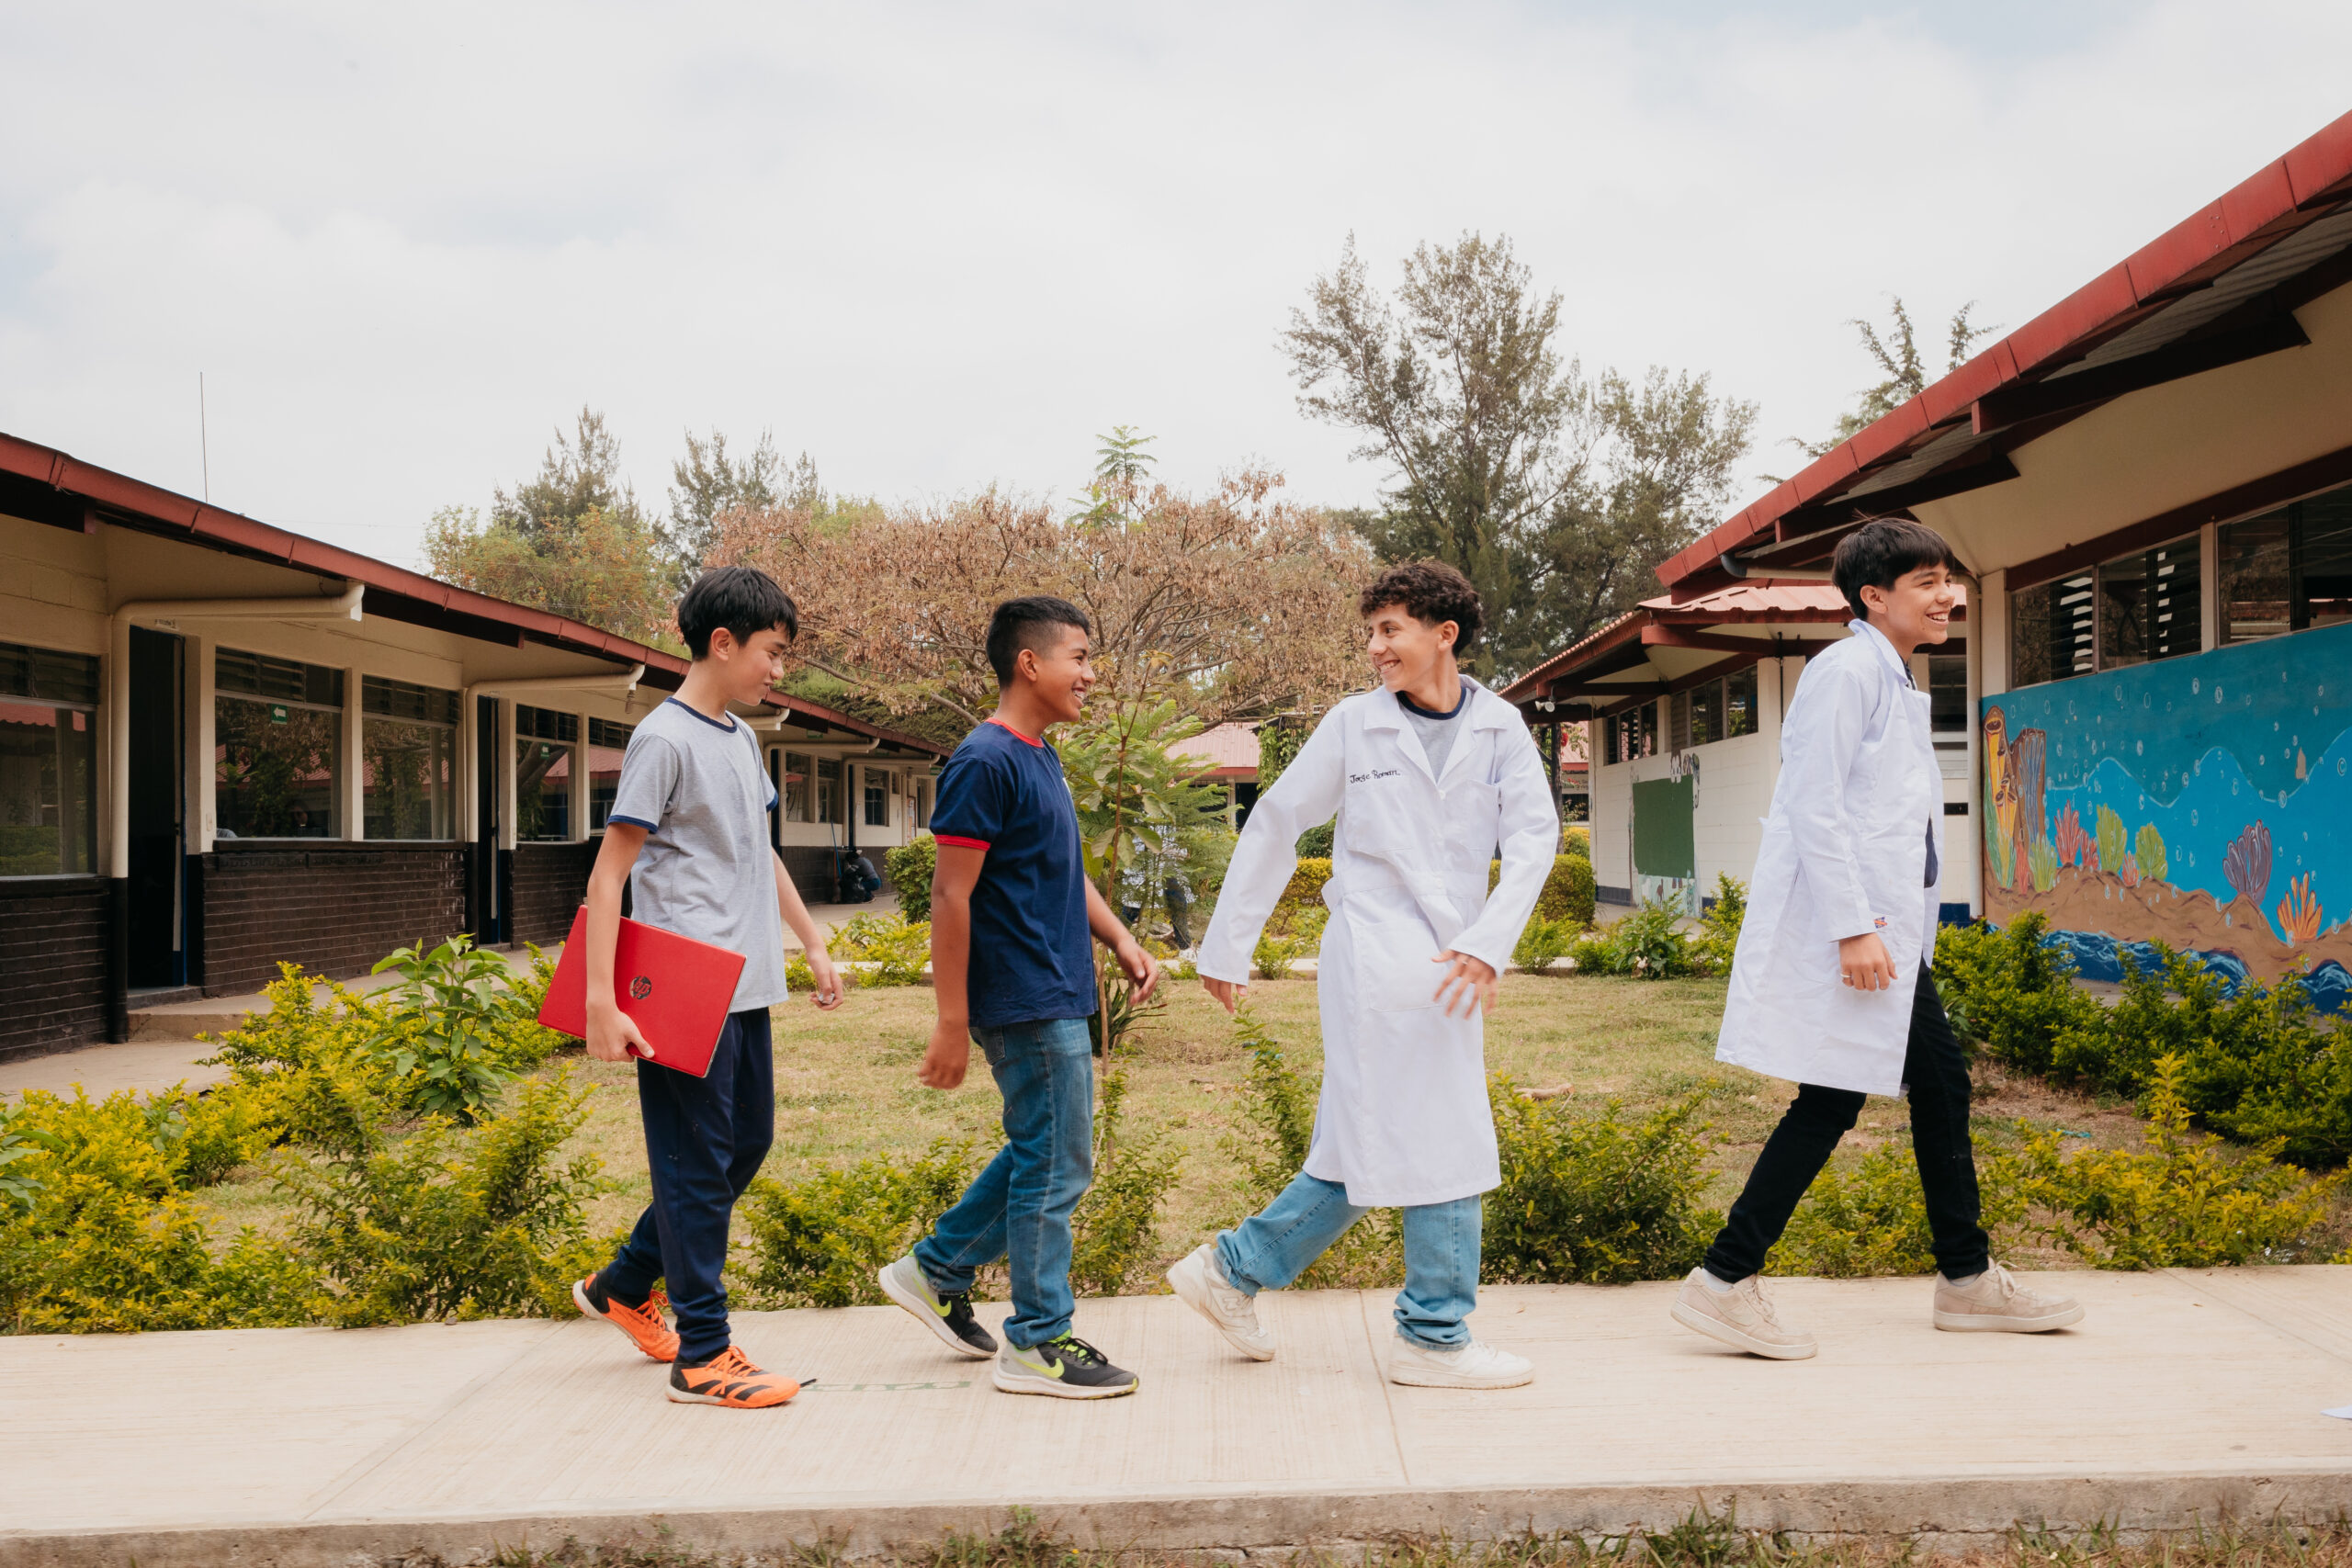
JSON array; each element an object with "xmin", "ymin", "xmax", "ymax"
[{"xmin": 1349, "ymin": 769, "xmax": 1402, "ymax": 784}]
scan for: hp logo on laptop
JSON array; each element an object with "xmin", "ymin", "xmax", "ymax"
[{"xmin": 629, "ymin": 976, "xmax": 653, "ymax": 999}]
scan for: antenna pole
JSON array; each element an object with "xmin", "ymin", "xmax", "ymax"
[{"xmin": 199, "ymin": 372, "xmax": 210, "ymax": 502}]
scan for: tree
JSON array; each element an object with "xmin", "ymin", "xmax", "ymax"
[
  {"xmin": 424, "ymin": 407, "xmax": 676, "ymax": 646},
  {"xmin": 1799, "ymin": 296, "xmax": 1993, "ymax": 457},
  {"xmin": 664, "ymin": 430, "xmax": 786, "ymax": 583},
  {"xmin": 709, "ymin": 438, "xmax": 1372, "ymax": 732},
  {"xmin": 1283, "ymin": 233, "xmax": 1755, "ymax": 677}
]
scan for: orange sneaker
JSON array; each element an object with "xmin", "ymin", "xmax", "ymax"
[
  {"xmin": 572, "ymin": 1273, "xmax": 680, "ymax": 1362},
  {"xmin": 667, "ymin": 1345, "xmax": 803, "ymax": 1408}
]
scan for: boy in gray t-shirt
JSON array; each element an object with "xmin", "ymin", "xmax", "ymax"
[{"xmin": 570, "ymin": 566, "xmax": 845, "ymax": 1410}]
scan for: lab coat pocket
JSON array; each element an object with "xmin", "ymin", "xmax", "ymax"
[{"xmin": 1341, "ymin": 899, "xmax": 1446, "ymax": 1013}]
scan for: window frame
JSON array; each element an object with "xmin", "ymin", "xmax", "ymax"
[
  {"xmin": 359, "ymin": 677, "xmax": 461, "ymax": 842},
  {"xmin": 214, "ymin": 647, "xmax": 347, "ymax": 841},
  {"xmin": 0, "ymin": 640, "xmax": 101, "ymax": 879}
]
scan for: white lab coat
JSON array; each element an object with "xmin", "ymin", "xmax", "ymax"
[
  {"xmin": 1716, "ymin": 620, "xmax": 1943, "ymax": 1098},
  {"xmin": 1198, "ymin": 679, "xmax": 1560, "ymax": 1207}
]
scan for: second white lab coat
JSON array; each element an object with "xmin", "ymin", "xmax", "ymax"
[
  {"xmin": 1197, "ymin": 679, "xmax": 1560, "ymax": 1207},
  {"xmin": 1715, "ymin": 620, "xmax": 1943, "ymax": 1098}
]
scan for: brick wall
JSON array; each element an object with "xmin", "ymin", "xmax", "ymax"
[
  {"xmin": 778, "ymin": 845, "xmax": 836, "ymax": 903},
  {"xmin": 198, "ymin": 846, "xmax": 466, "ymax": 995},
  {"xmin": 0, "ymin": 880, "xmax": 108, "ymax": 1061},
  {"xmin": 510, "ymin": 842, "xmax": 593, "ymax": 947}
]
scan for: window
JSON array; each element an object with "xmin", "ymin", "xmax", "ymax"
[
  {"xmin": 1725, "ymin": 664, "xmax": 1758, "ymax": 738},
  {"xmin": 2008, "ymin": 534, "xmax": 2200, "ymax": 689},
  {"xmin": 587, "ymin": 718, "xmax": 633, "ymax": 829},
  {"xmin": 0, "ymin": 641, "xmax": 98, "ymax": 876},
  {"xmin": 216, "ymin": 648, "xmax": 343, "ymax": 839},
  {"xmin": 1668, "ymin": 691, "xmax": 1691, "ymax": 751},
  {"xmin": 2221, "ymin": 482, "xmax": 2352, "ymax": 644},
  {"xmin": 864, "ymin": 766, "xmax": 889, "ymax": 827},
  {"xmin": 915, "ymin": 776, "xmax": 933, "ymax": 829},
  {"xmin": 815, "ymin": 757, "xmax": 844, "ymax": 825},
  {"xmin": 361, "ymin": 676, "xmax": 458, "ymax": 840},
  {"xmin": 1688, "ymin": 680, "xmax": 1722, "ymax": 747},
  {"xmin": 514, "ymin": 705, "xmax": 578, "ymax": 842},
  {"xmin": 780, "ymin": 750, "xmax": 812, "ymax": 822},
  {"xmin": 1638, "ymin": 701, "xmax": 1658, "ymax": 757},
  {"xmin": 1928, "ymin": 654, "xmax": 1968, "ymax": 732}
]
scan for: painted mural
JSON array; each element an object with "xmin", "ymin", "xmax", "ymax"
[{"xmin": 1980, "ymin": 619, "xmax": 2352, "ymax": 1011}]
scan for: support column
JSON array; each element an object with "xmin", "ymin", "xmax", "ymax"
[
  {"xmin": 2199, "ymin": 522, "xmax": 2222, "ymax": 650},
  {"xmin": 343, "ymin": 664, "xmax": 364, "ymax": 840}
]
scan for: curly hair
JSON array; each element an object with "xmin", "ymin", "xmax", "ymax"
[{"xmin": 1359, "ymin": 560, "xmax": 1484, "ymax": 651}]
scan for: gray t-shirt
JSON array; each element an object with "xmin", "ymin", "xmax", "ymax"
[
  {"xmin": 606, "ymin": 696, "xmax": 787, "ymax": 1011},
  {"xmin": 1397, "ymin": 676, "xmax": 1473, "ymax": 779}
]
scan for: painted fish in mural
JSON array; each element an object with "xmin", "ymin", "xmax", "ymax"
[{"xmin": 1981, "ymin": 705, "xmax": 2047, "ymax": 891}]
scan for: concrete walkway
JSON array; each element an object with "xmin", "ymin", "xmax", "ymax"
[{"xmin": 6, "ymin": 1268, "xmax": 2351, "ymax": 1566}]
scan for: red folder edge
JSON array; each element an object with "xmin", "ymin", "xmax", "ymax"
[{"xmin": 537, "ymin": 907, "xmax": 749, "ymax": 1077}]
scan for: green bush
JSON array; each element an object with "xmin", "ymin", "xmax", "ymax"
[
  {"xmin": 1484, "ymin": 1081, "xmax": 1723, "ymax": 1284},
  {"xmin": 1929, "ymin": 912, "xmax": 2107, "ymax": 1072},
  {"xmin": 1570, "ymin": 898, "xmax": 1693, "ymax": 979},
  {"xmin": 370, "ymin": 936, "xmax": 528, "ymax": 1122},
  {"xmin": 1513, "ymin": 917, "xmax": 1578, "ymax": 971},
  {"xmin": 737, "ymin": 1137, "xmax": 980, "ymax": 1308},
  {"xmin": 1769, "ymin": 1140, "xmax": 2023, "ymax": 1279},
  {"xmin": 1273, "ymin": 857, "xmax": 1333, "ymax": 924},
  {"xmin": 886, "ymin": 834, "xmax": 937, "ymax": 921},
  {"xmin": 1689, "ymin": 874, "xmax": 1747, "ymax": 976},
  {"xmin": 1294, "ymin": 820, "xmax": 1334, "ymax": 859},
  {"xmin": 1068, "ymin": 1068, "xmax": 1183, "ymax": 1296},
  {"xmin": 275, "ymin": 1072, "xmax": 609, "ymax": 1325},
  {"xmin": 1490, "ymin": 854, "xmax": 1599, "ymax": 930},
  {"xmin": 1254, "ymin": 904, "xmax": 1327, "ymax": 980},
  {"xmin": 834, "ymin": 910, "xmax": 932, "ymax": 987}
]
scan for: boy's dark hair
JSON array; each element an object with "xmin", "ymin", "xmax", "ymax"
[
  {"xmin": 677, "ymin": 566, "xmax": 798, "ymax": 659},
  {"xmin": 1830, "ymin": 518, "xmax": 1964, "ymax": 620},
  {"xmin": 986, "ymin": 596, "xmax": 1091, "ymax": 685},
  {"xmin": 1359, "ymin": 560, "xmax": 1484, "ymax": 652}
]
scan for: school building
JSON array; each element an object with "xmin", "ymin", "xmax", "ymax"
[
  {"xmin": 0, "ymin": 432, "xmax": 947, "ymax": 1062},
  {"xmin": 1511, "ymin": 109, "xmax": 2352, "ymax": 1009}
]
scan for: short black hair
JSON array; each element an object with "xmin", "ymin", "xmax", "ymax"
[
  {"xmin": 1830, "ymin": 518, "xmax": 1964, "ymax": 619},
  {"xmin": 985, "ymin": 596, "xmax": 1091, "ymax": 685},
  {"xmin": 677, "ymin": 565, "xmax": 798, "ymax": 659},
  {"xmin": 1359, "ymin": 559, "xmax": 1484, "ymax": 652}
]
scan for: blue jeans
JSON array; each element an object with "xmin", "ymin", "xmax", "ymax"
[
  {"xmin": 913, "ymin": 1016, "xmax": 1094, "ymax": 1349},
  {"xmin": 600, "ymin": 1009, "xmax": 775, "ymax": 1364},
  {"xmin": 1215, "ymin": 1170, "xmax": 1482, "ymax": 1348}
]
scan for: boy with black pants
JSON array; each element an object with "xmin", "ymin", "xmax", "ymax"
[
  {"xmin": 571, "ymin": 567, "xmax": 846, "ymax": 1407},
  {"xmin": 876, "ymin": 596, "xmax": 1161, "ymax": 1399},
  {"xmin": 1672, "ymin": 520, "xmax": 2084, "ymax": 1359}
]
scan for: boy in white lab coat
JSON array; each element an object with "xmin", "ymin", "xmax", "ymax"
[
  {"xmin": 1671, "ymin": 519, "xmax": 2085, "ymax": 1360},
  {"xmin": 1170, "ymin": 561, "xmax": 1559, "ymax": 1390}
]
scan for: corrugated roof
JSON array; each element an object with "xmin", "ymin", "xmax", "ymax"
[{"xmin": 1170, "ymin": 721, "xmax": 1261, "ymax": 777}]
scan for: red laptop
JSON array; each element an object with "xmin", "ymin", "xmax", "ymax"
[{"xmin": 537, "ymin": 906, "xmax": 748, "ymax": 1078}]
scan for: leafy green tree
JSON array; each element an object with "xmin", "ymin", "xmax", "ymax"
[
  {"xmin": 1797, "ymin": 296, "xmax": 1994, "ymax": 458},
  {"xmin": 664, "ymin": 429, "xmax": 786, "ymax": 582},
  {"xmin": 492, "ymin": 408, "xmax": 650, "ymax": 542},
  {"xmin": 1283, "ymin": 234, "xmax": 1755, "ymax": 677}
]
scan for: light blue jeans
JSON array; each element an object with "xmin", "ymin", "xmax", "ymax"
[
  {"xmin": 912, "ymin": 1015, "xmax": 1094, "ymax": 1350},
  {"xmin": 1215, "ymin": 1170, "xmax": 1482, "ymax": 1348}
]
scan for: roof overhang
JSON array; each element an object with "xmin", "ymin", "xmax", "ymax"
[{"xmin": 1660, "ymin": 110, "xmax": 2352, "ymax": 601}]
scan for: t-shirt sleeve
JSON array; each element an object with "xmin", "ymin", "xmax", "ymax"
[
  {"xmin": 606, "ymin": 733, "xmax": 681, "ymax": 831},
  {"xmin": 930, "ymin": 747, "xmax": 1008, "ymax": 851}
]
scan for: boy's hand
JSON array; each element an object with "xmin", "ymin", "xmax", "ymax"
[
  {"xmin": 585, "ymin": 1001, "xmax": 652, "ymax": 1064},
  {"xmin": 1838, "ymin": 932, "xmax": 1899, "ymax": 992},
  {"xmin": 1431, "ymin": 951, "xmax": 1499, "ymax": 1019},
  {"xmin": 1114, "ymin": 938, "xmax": 1161, "ymax": 1003},
  {"xmin": 803, "ymin": 948, "xmax": 846, "ymax": 1011},
  {"xmin": 918, "ymin": 1019, "xmax": 970, "ymax": 1089},
  {"xmin": 1202, "ymin": 976, "xmax": 1248, "ymax": 1014}
]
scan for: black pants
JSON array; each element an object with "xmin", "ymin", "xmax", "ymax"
[
  {"xmin": 1703, "ymin": 966, "xmax": 1989, "ymax": 1282},
  {"xmin": 601, "ymin": 1008, "xmax": 775, "ymax": 1362}
]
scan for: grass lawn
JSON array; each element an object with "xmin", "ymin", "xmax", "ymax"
[{"xmin": 198, "ymin": 968, "xmax": 2204, "ymax": 1288}]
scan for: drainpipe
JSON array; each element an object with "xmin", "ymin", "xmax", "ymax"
[{"xmin": 107, "ymin": 581, "xmax": 365, "ymax": 1038}]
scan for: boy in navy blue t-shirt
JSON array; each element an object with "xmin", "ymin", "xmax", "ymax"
[{"xmin": 876, "ymin": 596, "xmax": 1159, "ymax": 1399}]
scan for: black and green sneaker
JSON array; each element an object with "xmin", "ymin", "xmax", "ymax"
[
  {"xmin": 877, "ymin": 1254, "xmax": 999, "ymax": 1359},
  {"xmin": 991, "ymin": 1334, "xmax": 1139, "ymax": 1399}
]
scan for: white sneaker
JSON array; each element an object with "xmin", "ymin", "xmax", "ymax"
[
  {"xmin": 1387, "ymin": 1337, "xmax": 1533, "ymax": 1389},
  {"xmin": 1166, "ymin": 1243, "xmax": 1275, "ymax": 1361},
  {"xmin": 1934, "ymin": 1263, "xmax": 2085, "ymax": 1333},
  {"xmin": 1669, "ymin": 1268, "xmax": 1818, "ymax": 1359}
]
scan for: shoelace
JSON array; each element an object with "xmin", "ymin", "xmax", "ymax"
[
  {"xmin": 1046, "ymin": 1334, "xmax": 1107, "ymax": 1366},
  {"xmin": 706, "ymin": 1346, "xmax": 758, "ymax": 1378},
  {"xmin": 1736, "ymin": 1279, "xmax": 1785, "ymax": 1326}
]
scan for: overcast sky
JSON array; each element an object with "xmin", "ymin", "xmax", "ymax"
[{"xmin": 6, "ymin": 1, "xmax": 2349, "ymax": 570}]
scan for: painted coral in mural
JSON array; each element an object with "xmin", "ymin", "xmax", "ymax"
[{"xmin": 1980, "ymin": 621, "xmax": 2352, "ymax": 1008}]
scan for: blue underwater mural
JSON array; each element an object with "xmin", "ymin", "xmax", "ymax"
[{"xmin": 1980, "ymin": 619, "xmax": 2352, "ymax": 1010}]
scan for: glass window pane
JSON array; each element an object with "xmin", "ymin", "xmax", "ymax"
[
  {"xmin": 217, "ymin": 648, "xmax": 343, "ymax": 708},
  {"xmin": 2098, "ymin": 534, "xmax": 2200, "ymax": 671},
  {"xmin": 0, "ymin": 700, "xmax": 96, "ymax": 874},
  {"xmin": 2145, "ymin": 535, "xmax": 2200, "ymax": 661},
  {"xmin": 364, "ymin": 717, "xmax": 455, "ymax": 840},
  {"xmin": 1928, "ymin": 654, "xmax": 1968, "ymax": 730},
  {"xmin": 1638, "ymin": 702, "xmax": 1658, "ymax": 757},
  {"xmin": 2301, "ymin": 487, "xmax": 2352, "ymax": 632},
  {"xmin": 216, "ymin": 695, "xmax": 340, "ymax": 838},
  {"xmin": 1689, "ymin": 680, "xmax": 1721, "ymax": 747},
  {"xmin": 516, "ymin": 705, "xmax": 579, "ymax": 743},
  {"xmin": 816, "ymin": 757, "xmax": 844, "ymax": 824},
  {"xmin": 782, "ymin": 751, "xmax": 812, "ymax": 822},
  {"xmin": 864, "ymin": 767, "xmax": 888, "ymax": 827},
  {"xmin": 515, "ymin": 738, "xmax": 573, "ymax": 841},
  {"xmin": 587, "ymin": 723, "xmax": 632, "ymax": 830},
  {"xmin": 0, "ymin": 642, "xmax": 101, "ymax": 707},
  {"xmin": 2221, "ymin": 508, "xmax": 2292, "ymax": 644},
  {"xmin": 916, "ymin": 777, "xmax": 933, "ymax": 829},
  {"xmin": 2008, "ymin": 581, "xmax": 2052, "ymax": 686},
  {"xmin": 1725, "ymin": 665, "xmax": 1758, "ymax": 737},
  {"xmin": 361, "ymin": 675, "xmax": 459, "ymax": 726}
]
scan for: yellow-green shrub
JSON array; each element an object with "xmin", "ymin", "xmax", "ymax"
[
  {"xmin": 1068, "ymin": 1069, "xmax": 1183, "ymax": 1297},
  {"xmin": 1484, "ymin": 1081, "xmax": 1723, "ymax": 1284},
  {"xmin": 832, "ymin": 911, "xmax": 932, "ymax": 986},
  {"xmin": 1488, "ymin": 854, "xmax": 1599, "ymax": 929},
  {"xmin": 886, "ymin": 833, "xmax": 938, "ymax": 921},
  {"xmin": 737, "ymin": 1138, "xmax": 981, "ymax": 1308}
]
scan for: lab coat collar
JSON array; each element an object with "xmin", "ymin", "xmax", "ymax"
[
  {"xmin": 1848, "ymin": 618, "xmax": 1915, "ymax": 688},
  {"xmin": 1366, "ymin": 678, "xmax": 1510, "ymax": 786}
]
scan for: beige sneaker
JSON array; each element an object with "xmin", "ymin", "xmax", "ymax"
[
  {"xmin": 1387, "ymin": 1337, "xmax": 1533, "ymax": 1389},
  {"xmin": 1934, "ymin": 1263, "xmax": 2084, "ymax": 1333},
  {"xmin": 1166, "ymin": 1243, "xmax": 1275, "ymax": 1361},
  {"xmin": 1669, "ymin": 1268, "xmax": 1818, "ymax": 1359}
]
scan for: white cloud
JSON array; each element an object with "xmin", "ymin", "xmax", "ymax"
[{"xmin": 3, "ymin": 0, "xmax": 2348, "ymax": 569}]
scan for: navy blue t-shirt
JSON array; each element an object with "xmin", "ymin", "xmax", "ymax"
[{"xmin": 931, "ymin": 717, "xmax": 1096, "ymax": 1028}]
